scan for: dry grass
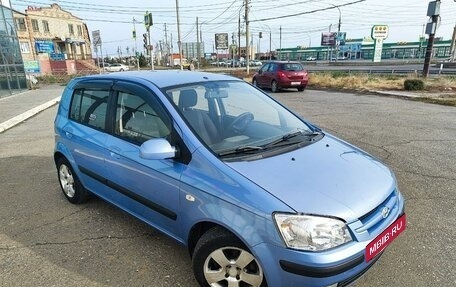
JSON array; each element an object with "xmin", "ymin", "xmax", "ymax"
[{"xmin": 308, "ymin": 72, "xmax": 456, "ymax": 93}]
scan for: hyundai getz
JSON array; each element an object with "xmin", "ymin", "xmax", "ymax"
[{"xmin": 54, "ymin": 71, "xmax": 405, "ymax": 287}]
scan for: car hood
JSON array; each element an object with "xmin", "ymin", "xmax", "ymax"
[{"xmin": 225, "ymin": 134, "xmax": 395, "ymax": 222}]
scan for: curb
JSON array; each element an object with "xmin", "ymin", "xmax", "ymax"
[
  {"xmin": 0, "ymin": 96, "xmax": 60, "ymax": 134},
  {"xmin": 373, "ymin": 90, "xmax": 422, "ymax": 98}
]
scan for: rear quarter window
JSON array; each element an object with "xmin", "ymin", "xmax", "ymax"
[{"xmin": 69, "ymin": 88, "xmax": 109, "ymax": 130}]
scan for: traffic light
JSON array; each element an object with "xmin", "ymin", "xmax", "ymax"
[
  {"xmin": 144, "ymin": 12, "xmax": 153, "ymax": 31},
  {"xmin": 132, "ymin": 30, "xmax": 136, "ymax": 39},
  {"xmin": 259, "ymin": 32, "xmax": 263, "ymax": 39},
  {"xmin": 143, "ymin": 33, "xmax": 148, "ymax": 50}
]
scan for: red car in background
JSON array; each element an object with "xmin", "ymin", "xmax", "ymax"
[{"xmin": 252, "ymin": 61, "xmax": 309, "ymax": 92}]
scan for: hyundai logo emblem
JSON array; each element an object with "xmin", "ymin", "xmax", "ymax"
[{"xmin": 381, "ymin": 207, "xmax": 390, "ymax": 218}]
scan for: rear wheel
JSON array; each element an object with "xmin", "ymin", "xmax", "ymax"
[
  {"xmin": 192, "ymin": 227, "xmax": 266, "ymax": 287},
  {"xmin": 57, "ymin": 158, "xmax": 89, "ymax": 204},
  {"xmin": 271, "ymin": 80, "xmax": 279, "ymax": 93}
]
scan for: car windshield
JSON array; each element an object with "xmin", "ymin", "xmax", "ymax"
[
  {"xmin": 282, "ymin": 63, "xmax": 304, "ymax": 71},
  {"xmin": 164, "ymin": 81, "xmax": 315, "ymax": 159}
]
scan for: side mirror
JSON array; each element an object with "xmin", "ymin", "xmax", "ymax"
[{"xmin": 140, "ymin": 138, "xmax": 176, "ymax": 160}]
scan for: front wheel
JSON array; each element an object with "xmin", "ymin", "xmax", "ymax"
[
  {"xmin": 297, "ymin": 86, "xmax": 305, "ymax": 92},
  {"xmin": 192, "ymin": 227, "xmax": 266, "ymax": 287}
]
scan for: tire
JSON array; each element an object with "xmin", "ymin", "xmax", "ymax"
[
  {"xmin": 271, "ymin": 80, "xmax": 279, "ymax": 93},
  {"xmin": 252, "ymin": 78, "xmax": 258, "ymax": 87},
  {"xmin": 297, "ymin": 86, "xmax": 305, "ymax": 92},
  {"xmin": 56, "ymin": 158, "xmax": 89, "ymax": 204},
  {"xmin": 192, "ymin": 227, "xmax": 267, "ymax": 287}
]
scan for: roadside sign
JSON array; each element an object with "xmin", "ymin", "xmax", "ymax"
[
  {"xmin": 371, "ymin": 25, "xmax": 389, "ymax": 40},
  {"xmin": 371, "ymin": 25, "xmax": 389, "ymax": 63},
  {"xmin": 24, "ymin": 60, "xmax": 40, "ymax": 73},
  {"xmin": 215, "ymin": 33, "xmax": 229, "ymax": 50},
  {"xmin": 321, "ymin": 32, "xmax": 336, "ymax": 46},
  {"xmin": 92, "ymin": 30, "xmax": 101, "ymax": 46}
]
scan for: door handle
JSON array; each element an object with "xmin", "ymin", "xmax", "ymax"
[
  {"xmin": 110, "ymin": 151, "xmax": 121, "ymax": 159},
  {"xmin": 65, "ymin": 131, "xmax": 72, "ymax": 138}
]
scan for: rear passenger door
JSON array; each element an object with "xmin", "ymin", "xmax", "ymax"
[
  {"xmin": 65, "ymin": 81, "xmax": 112, "ymax": 195},
  {"xmin": 256, "ymin": 63, "xmax": 270, "ymax": 86},
  {"xmin": 104, "ymin": 81, "xmax": 184, "ymax": 237}
]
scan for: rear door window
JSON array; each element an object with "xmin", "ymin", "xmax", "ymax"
[{"xmin": 69, "ymin": 88, "xmax": 109, "ymax": 130}]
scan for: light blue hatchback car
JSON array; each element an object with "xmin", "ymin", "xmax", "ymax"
[{"xmin": 54, "ymin": 71, "xmax": 405, "ymax": 287}]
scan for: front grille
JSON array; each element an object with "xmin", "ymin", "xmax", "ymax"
[{"xmin": 355, "ymin": 189, "xmax": 399, "ymax": 235}]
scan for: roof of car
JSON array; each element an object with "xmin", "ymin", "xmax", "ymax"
[
  {"xmin": 76, "ymin": 70, "xmax": 239, "ymax": 89},
  {"xmin": 265, "ymin": 60, "xmax": 302, "ymax": 64}
]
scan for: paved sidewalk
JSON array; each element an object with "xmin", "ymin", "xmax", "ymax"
[{"xmin": 0, "ymin": 85, "xmax": 64, "ymax": 133}]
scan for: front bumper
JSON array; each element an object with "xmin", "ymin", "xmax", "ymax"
[{"xmin": 252, "ymin": 240, "xmax": 379, "ymax": 287}]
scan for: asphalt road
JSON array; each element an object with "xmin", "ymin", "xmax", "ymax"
[{"xmin": 0, "ymin": 89, "xmax": 455, "ymax": 286}]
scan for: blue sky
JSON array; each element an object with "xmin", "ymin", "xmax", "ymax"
[{"xmin": 10, "ymin": 0, "xmax": 456, "ymax": 57}]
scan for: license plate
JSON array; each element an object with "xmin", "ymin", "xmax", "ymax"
[
  {"xmin": 291, "ymin": 81, "xmax": 301, "ymax": 85},
  {"xmin": 365, "ymin": 214, "xmax": 406, "ymax": 262}
]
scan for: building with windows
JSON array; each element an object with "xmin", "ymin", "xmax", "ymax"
[
  {"xmin": 12, "ymin": 3, "xmax": 95, "ymax": 75},
  {"xmin": 0, "ymin": 0, "xmax": 27, "ymax": 96},
  {"xmin": 276, "ymin": 38, "xmax": 452, "ymax": 62}
]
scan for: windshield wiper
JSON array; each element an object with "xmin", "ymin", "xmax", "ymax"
[
  {"xmin": 218, "ymin": 145, "xmax": 264, "ymax": 157},
  {"xmin": 264, "ymin": 130, "xmax": 321, "ymax": 148}
]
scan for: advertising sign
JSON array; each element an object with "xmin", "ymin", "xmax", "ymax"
[
  {"xmin": 337, "ymin": 32, "xmax": 347, "ymax": 46},
  {"xmin": 34, "ymin": 40, "xmax": 54, "ymax": 53},
  {"xmin": 321, "ymin": 32, "xmax": 336, "ymax": 46},
  {"xmin": 24, "ymin": 60, "xmax": 40, "ymax": 73},
  {"xmin": 215, "ymin": 33, "xmax": 229, "ymax": 50},
  {"xmin": 92, "ymin": 30, "xmax": 101, "ymax": 46},
  {"xmin": 371, "ymin": 25, "xmax": 389, "ymax": 62},
  {"xmin": 371, "ymin": 25, "xmax": 389, "ymax": 40},
  {"xmin": 50, "ymin": 53, "xmax": 65, "ymax": 61}
]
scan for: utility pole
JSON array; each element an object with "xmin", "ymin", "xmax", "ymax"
[
  {"xmin": 164, "ymin": 23, "xmax": 169, "ymax": 67},
  {"xmin": 133, "ymin": 17, "xmax": 139, "ymax": 70},
  {"xmin": 245, "ymin": 0, "xmax": 250, "ymax": 75},
  {"xmin": 336, "ymin": 7, "xmax": 341, "ymax": 62},
  {"xmin": 450, "ymin": 24, "xmax": 456, "ymax": 62},
  {"xmin": 279, "ymin": 26, "xmax": 282, "ymax": 60},
  {"xmin": 238, "ymin": 15, "xmax": 241, "ymax": 61},
  {"xmin": 423, "ymin": 0, "xmax": 441, "ymax": 77},
  {"xmin": 176, "ymin": 0, "xmax": 183, "ymax": 70},
  {"xmin": 196, "ymin": 17, "xmax": 200, "ymax": 69},
  {"xmin": 269, "ymin": 30, "xmax": 272, "ymax": 60}
]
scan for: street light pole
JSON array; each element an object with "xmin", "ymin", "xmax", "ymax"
[
  {"xmin": 328, "ymin": 24, "xmax": 332, "ymax": 61},
  {"xmin": 330, "ymin": 4, "xmax": 341, "ymax": 62}
]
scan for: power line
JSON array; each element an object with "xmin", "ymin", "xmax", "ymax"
[{"xmin": 250, "ymin": 0, "xmax": 367, "ymax": 22}]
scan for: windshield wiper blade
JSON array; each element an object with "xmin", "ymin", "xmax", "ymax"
[
  {"xmin": 263, "ymin": 130, "xmax": 304, "ymax": 147},
  {"xmin": 264, "ymin": 130, "xmax": 321, "ymax": 148},
  {"xmin": 218, "ymin": 145, "xmax": 264, "ymax": 156}
]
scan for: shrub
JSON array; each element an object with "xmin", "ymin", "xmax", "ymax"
[{"xmin": 404, "ymin": 79, "xmax": 424, "ymax": 91}]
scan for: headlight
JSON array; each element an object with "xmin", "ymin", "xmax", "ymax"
[{"xmin": 273, "ymin": 213, "xmax": 353, "ymax": 251}]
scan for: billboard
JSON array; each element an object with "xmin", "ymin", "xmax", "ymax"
[
  {"xmin": 215, "ymin": 33, "xmax": 229, "ymax": 50},
  {"xmin": 321, "ymin": 32, "xmax": 336, "ymax": 46},
  {"xmin": 337, "ymin": 32, "xmax": 347, "ymax": 46}
]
